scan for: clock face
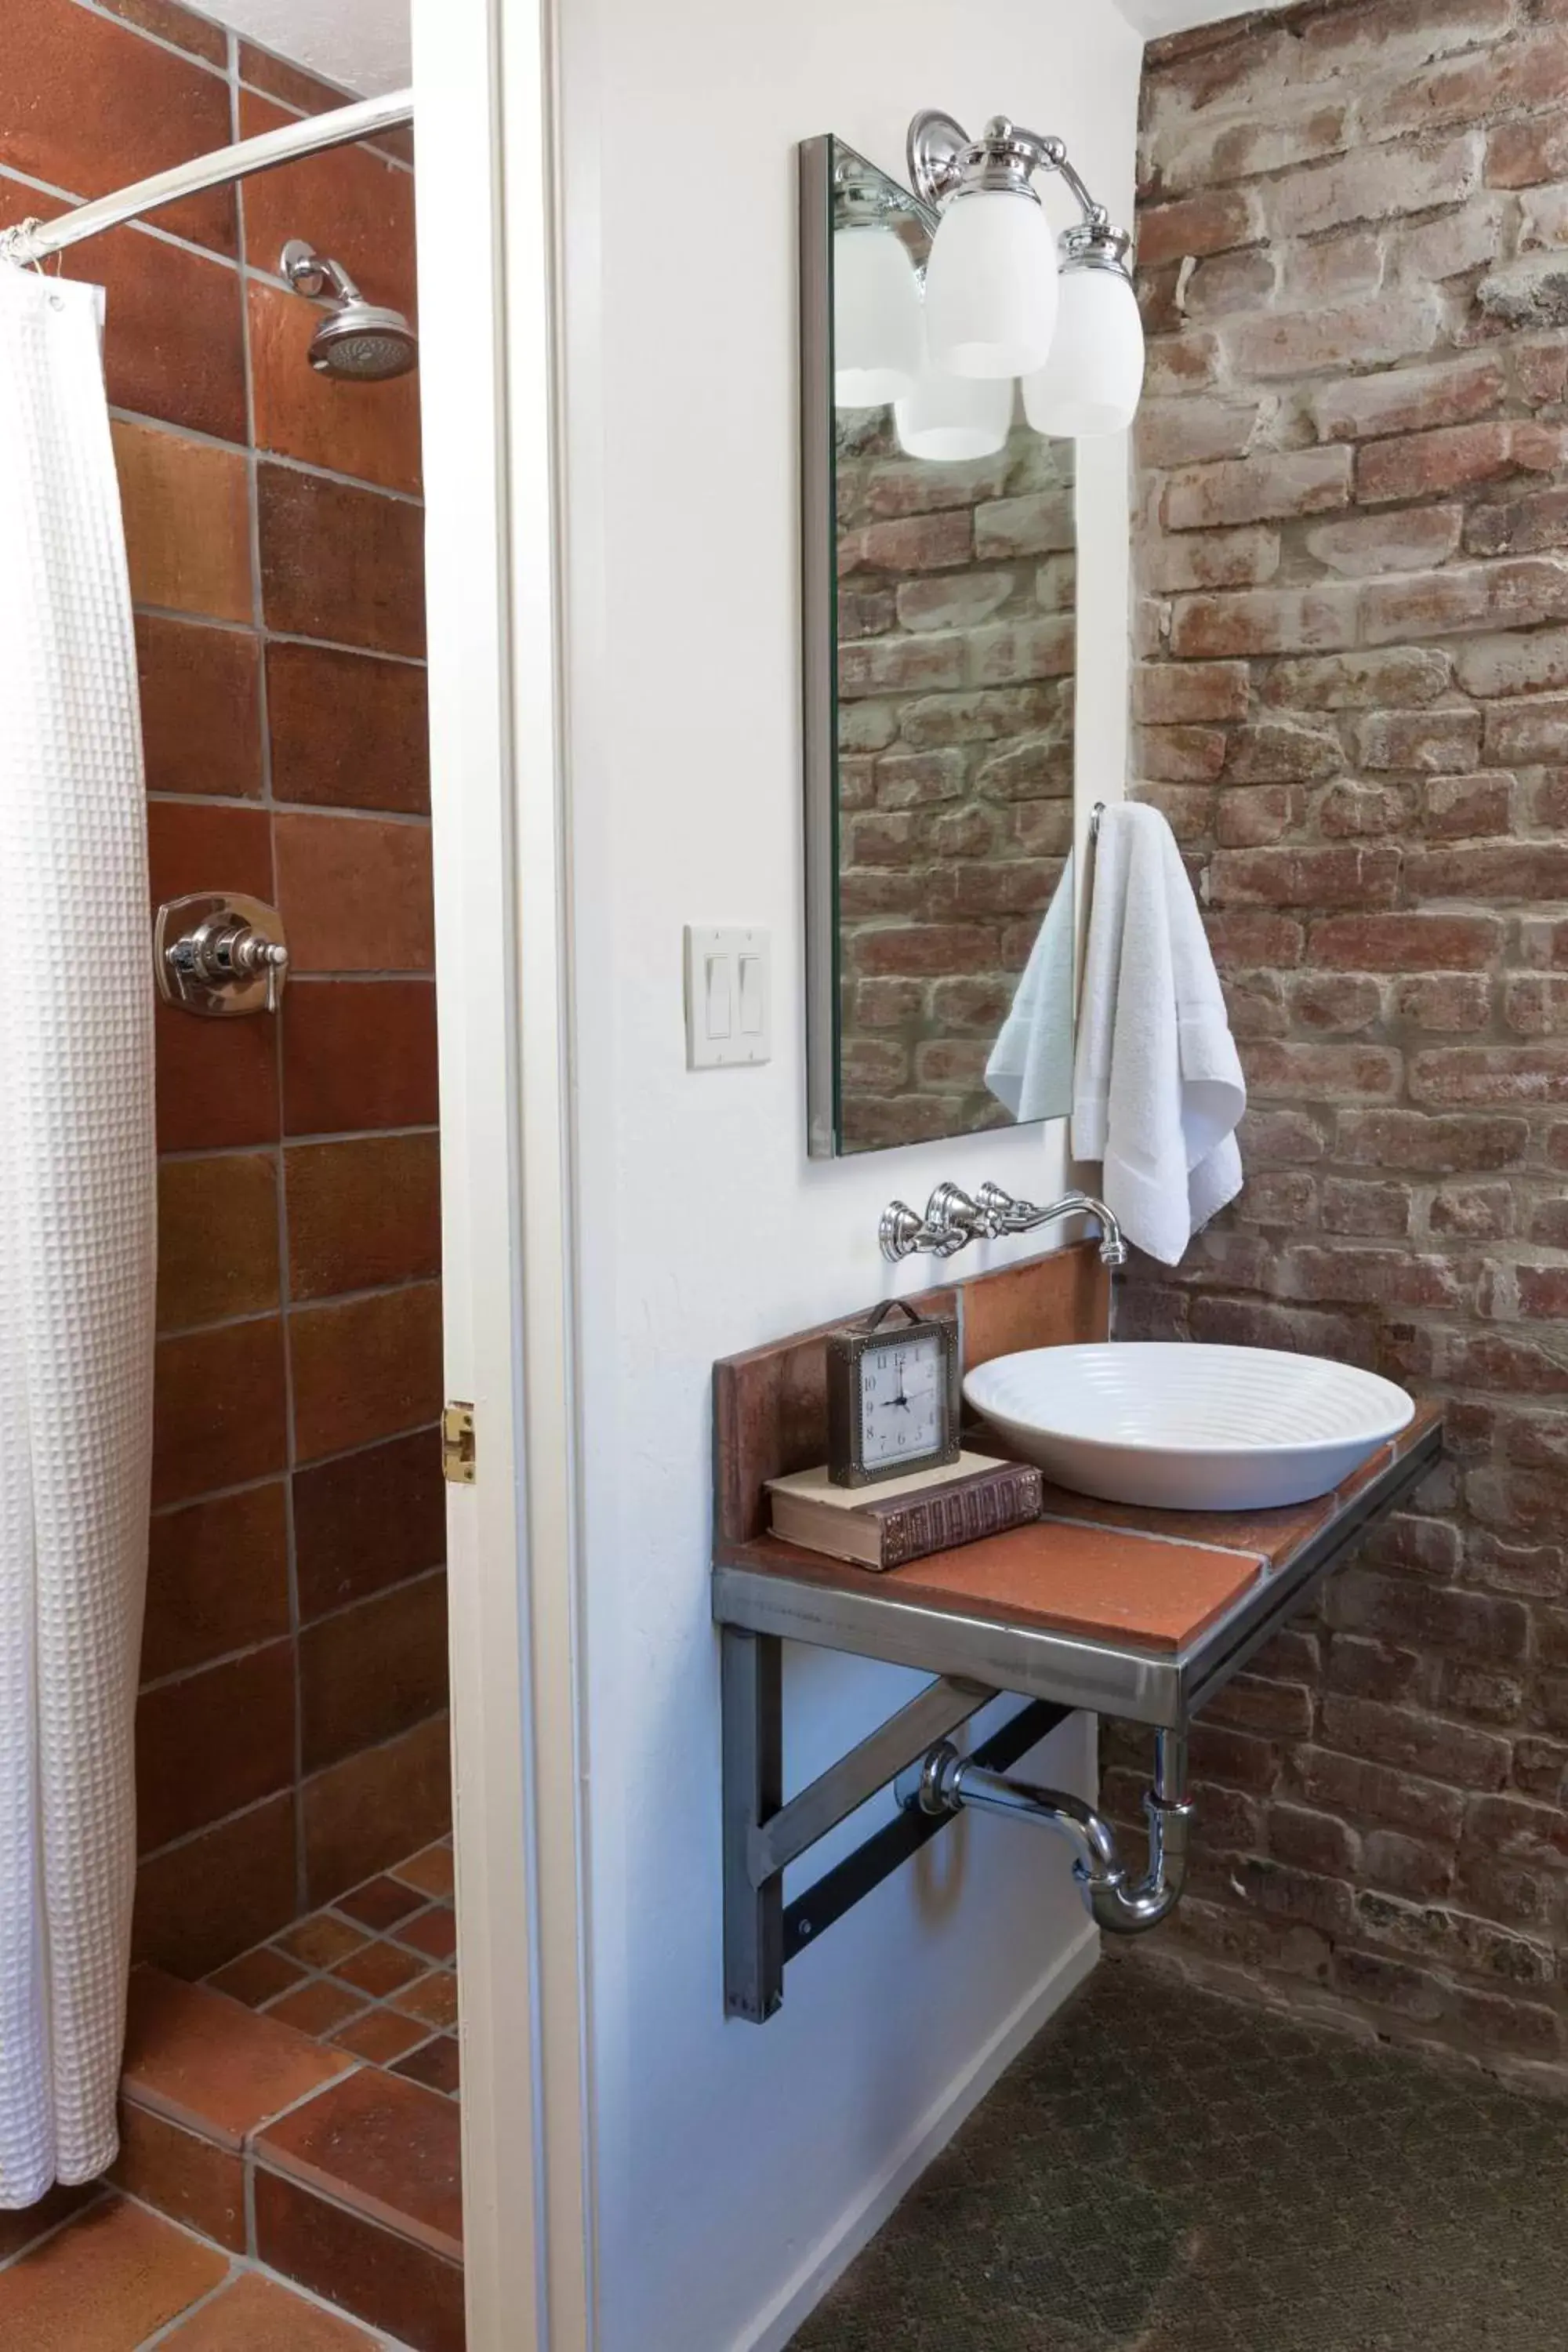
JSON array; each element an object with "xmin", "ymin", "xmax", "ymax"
[{"xmin": 859, "ymin": 1330, "xmax": 946, "ymax": 1469}]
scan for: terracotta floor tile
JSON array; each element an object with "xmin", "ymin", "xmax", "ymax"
[
  {"xmin": 160, "ymin": 2268, "xmax": 381, "ymax": 2347},
  {"xmin": 256, "ymin": 2065, "xmax": 462, "ymax": 2259},
  {"xmin": 276, "ymin": 1915, "xmax": 369, "ymax": 1973},
  {"xmin": 393, "ymin": 2037, "xmax": 459, "ymax": 2099},
  {"xmin": 265, "ymin": 1979, "xmax": 368, "ymax": 2038},
  {"xmin": 393, "ymin": 1905, "xmax": 457, "ymax": 1965},
  {"xmin": 391, "ymin": 1843, "xmax": 454, "ymax": 1901},
  {"xmin": 111, "ymin": 2102, "xmax": 246, "ymax": 2252},
  {"xmin": 334, "ymin": 1875, "xmax": 427, "ymax": 1934},
  {"xmin": 0, "ymin": 2179, "xmax": 103, "ymax": 2267},
  {"xmin": 122, "ymin": 1968, "xmax": 353, "ymax": 2151},
  {"xmin": 332, "ymin": 2007, "xmax": 430, "ymax": 2066},
  {"xmin": 206, "ymin": 1944, "xmax": 307, "ymax": 2010},
  {"xmin": 392, "ymin": 1971, "xmax": 457, "ymax": 2033},
  {"xmin": 252, "ymin": 2169, "xmax": 464, "ymax": 2352},
  {"xmin": 332, "ymin": 1939, "xmax": 425, "ymax": 1999},
  {"xmin": 0, "ymin": 2194, "xmax": 227, "ymax": 2348},
  {"xmin": 143, "ymin": 1483, "xmax": 291, "ymax": 1685}
]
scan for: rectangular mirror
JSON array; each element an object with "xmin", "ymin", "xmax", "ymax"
[{"xmin": 801, "ymin": 134, "xmax": 1078, "ymax": 1160}]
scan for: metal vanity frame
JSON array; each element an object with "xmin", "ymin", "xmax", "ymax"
[{"xmin": 713, "ymin": 1414, "xmax": 1443, "ymax": 2022}]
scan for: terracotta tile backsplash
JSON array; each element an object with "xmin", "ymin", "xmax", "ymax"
[{"xmin": 0, "ymin": 2, "xmax": 448, "ymax": 1973}]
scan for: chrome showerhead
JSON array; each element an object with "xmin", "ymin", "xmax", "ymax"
[{"xmin": 280, "ymin": 238, "xmax": 418, "ymax": 381}]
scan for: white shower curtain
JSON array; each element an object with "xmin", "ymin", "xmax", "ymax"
[{"xmin": 0, "ymin": 267, "xmax": 155, "ymax": 2205}]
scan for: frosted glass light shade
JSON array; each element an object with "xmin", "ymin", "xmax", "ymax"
[
  {"xmin": 833, "ymin": 225, "xmax": 922, "ymax": 406},
  {"xmin": 895, "ymin": 367, "xmax": 1013, "ymax": 463},
  {"xmin": 1022, "ymin": 263, "xmax": 1145, "ymax": 438},
  {"xmin": 923, "ymin": 187, "xmax": 1058, "ymax": 379}
]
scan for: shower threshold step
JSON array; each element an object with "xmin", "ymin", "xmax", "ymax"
[{"xmin": 113, "ymin": 1965, "xmax": 463, "ymax": 2352}]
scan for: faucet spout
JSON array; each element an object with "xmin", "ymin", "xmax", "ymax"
[
  {"xmin": 879, "ymin": 1180, "xmax": 1127, "ymax": 1268},
  {"xmin": 975, "ymin": 1184, "xmax": 1128, "ymax": 1268}
]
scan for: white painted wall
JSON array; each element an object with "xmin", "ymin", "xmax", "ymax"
[{"xmin": 552, "ymin": 4, "xmax": 1142, "ymax": 2346}]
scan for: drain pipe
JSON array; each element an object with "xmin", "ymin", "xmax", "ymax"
[{"xmin": 905, "ymin": 1727, "xmax": 1193, "ymax": 1935}]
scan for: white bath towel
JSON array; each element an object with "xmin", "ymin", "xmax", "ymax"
[
  {"xmin": 985, "ymin": 851, "xmax": 1075, "ymax": 1125},
  {"xmin": 1071, "ymin": 801, "xmax": 1244, "ymax": 1266},
  {"xmin": 0, "ymin": 268, "xmax": 155, "ymax": 2205}
]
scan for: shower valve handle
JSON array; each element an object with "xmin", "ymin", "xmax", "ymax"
[{"xmin": 154, "ymin": 893, "xmax": 291, "ymax": 1018}]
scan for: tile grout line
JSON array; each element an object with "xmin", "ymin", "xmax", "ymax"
[
  {"xmin": 132, "ymin": 596, "xmax": 427, "ymax": 670},
  {"xmin": 111, "ymin": 402, "xmax": 426, "ymax": 507},
  {"xmin": 135, "ymin": 1711, "xmax": 452, "ymax": 1868},
  {"xmin": 151, "ymin": 788, "xmax": 433, "ymax": 829},
  {"xmin": 140, "ymin": 1564, "xmax": 449, "ymax": 1694},
  {"xmin": 156, "ymin": 1269, "xmax": 442, "ymax": 1348}
]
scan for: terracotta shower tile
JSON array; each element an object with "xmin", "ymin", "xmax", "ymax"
[
  {"xmin": 136, "ymin": 616, "xmax": 263, "ymax": 800},
  {"xmin": 256, "ymin": 2064, "xmax": 462, "ymax": 2257},
  {"xmin": 303, "ymin": 1712, "xmax": 452, "ymax": 1903},
  {"xmin": 157, "ymin": 1000, "xmax": 281, "ymax": 1152},
  {"xmin": 394, "ymin": 2035, "xmax": 459, "ymax": 2098},
  {"xmin": 392, "ymin": 1969, "xmax": 457, "ymax": 2033},
  {"xmin": 146, "ymin": 799, "xmax": 273, "ymax": 910},
  {"xmin": 122, "ymin": 1969, "xmax": 353, "ymax": 2151},
  {"xmin": 248, "ymin": 280, "xmax": 422, "ymax": 495},
  {"xmin": 111, "ymin": 2101, "xmax": 247, "ymax": 2250},
  {"xmin": 257, "ymin": 464, "xmax": 426, "ymax": 656},
  {"xmin": 208, "ymin": 1944, "xmax": 308, "ymax": 2009},
  {"xmin": 301, "ymin": 1572, "xmax": 449, "ymax": 1773},
  {"xmin": 0, "ymin": 0, "xmax": 236, "ymax": 254},
  {"xmin": 153, "ymin": 1316, "xmax": 288, "ymax": 1506},
  {"xmin": 238, "ymin": 45, "xmax": 412, "ymax": 165},
  {"xmin": 136, "ymin": 1639, "xmax": 297, "ymax": 1852},
  {"xmin": 275, "ymin": 1913, "xmax": 368, "ymax": 1971},
  {"xmin": 274, "ymin": 813, "xmax": 434, "ymax": 974},
  {"xmin": 114, "ymin": 420, "xmax": 252, "ymax": 622},
  {"xmin": 332, "ymin": 2006, "xmax": 429, "ymax": 2065},
  {"xmin": 162, "ymin": 2269, "xmax": 383, "ymax": 2347},
  {"xmin": 392, "ymin": 1842, "xmax": 455, "ymax": 1901},
  {"xmin": 266, "ymin": 640, "xmax": 429, "ymax": 814},
  {"xmin": 282, "ymin": 980, "xmax": 438, "ymax": 1135},
  {"xmin": 265, "ymin": 1978, "xmax": 368, "ymax": 2038},
  {"xmin": 157, "ymin": 1152, "xmax": 280, "ymax": 1333},
  {"xmin": 0, "ymin": 189, "xmax": 245, "ymax": 440},
  {"xmin": 394, "ymin": 1904, "xmax": 457, "ymax": 1965},
  {"xmin": 252, "ymin": 2168, "xmax": 465, "ymax": 2352},
  {"xmin": 133, "ymin": 1792, "xmax": 299, "ymax": 1979},
  {"xmin": 292, "ymin": 1426, "xmax": 445, "ymax": 1620},
  {"xmin": 100, "ymin": 0, "xmax": 229, "ymax": 65},
  {"xmin": 331, "ymin": 1938, "xmax": 424, "ymax": 1998},
  {"xmin": 289, "ymin": 1282, "xmax": 443, "ymax": 1462},
  {"xmin": 0, "ymin": 2194, "xmax": 226, "ymax": 2347},
  {"xmin": 239, "ymin": 92, "xmax": 417, "ymax": 321},
  {"xmin": 143, "ymin": 1481, "xmax": 290, "ymax": 1682},
  {"xmin": 286, "ymin": 1133, "xmax": 441, "ymax": 1302},
  {"xmin": 334, "ymin": 1872, "xmax": 426, "ymax": 1933}
]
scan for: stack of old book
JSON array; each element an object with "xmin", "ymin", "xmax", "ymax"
[{"xmin": 766, "ymin": 1453, "xmax": 1043, "ymax": 1573}]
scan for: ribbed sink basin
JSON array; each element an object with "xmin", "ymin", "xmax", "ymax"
[{"xmin": 963, "ymin": 1343, "xmax": 1415, "ymax": 1512}]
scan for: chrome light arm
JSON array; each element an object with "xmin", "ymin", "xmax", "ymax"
[
  {"xmin": 905, "ymin": 1727, "xmax": 1192, "ymax": 1936},
  {"xmin": 906, "ymin": 110, "xmax": 1134, "ymax": 278}
]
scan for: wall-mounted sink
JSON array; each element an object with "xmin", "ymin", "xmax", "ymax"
[{"xmin": 964, "ymin": 1343, "xmax": 1415, "ymax": 1512}]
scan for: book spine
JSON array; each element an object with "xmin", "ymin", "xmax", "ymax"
[{"xmin": 879, "ymin": 1468, "xmax": 1043, "ymax": 1569}]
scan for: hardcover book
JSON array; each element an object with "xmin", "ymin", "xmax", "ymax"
[{"xmin": 766, "ymin": 1451, "xmax": 1044, "ymax": 1571}]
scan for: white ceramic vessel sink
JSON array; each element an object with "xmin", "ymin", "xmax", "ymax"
[{"xmin": 963, "ymin": 1343, "xmax": 1415, "ymax": 1512}]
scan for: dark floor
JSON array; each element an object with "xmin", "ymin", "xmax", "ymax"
[{"xmin": 790, "ymin": 1961, "xmax": 1568, "ymax": 2352}]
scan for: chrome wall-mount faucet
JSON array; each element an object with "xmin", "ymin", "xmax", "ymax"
[{"xmin": 879, "ymin": 1182, "xmax": 1127, "ymax": 1269}]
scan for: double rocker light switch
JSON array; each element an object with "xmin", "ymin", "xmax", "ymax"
[{"xmin": 684, "ymin": 926, "xmax": 771, "ymax": 1069}]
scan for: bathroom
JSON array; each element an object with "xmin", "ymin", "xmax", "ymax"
[{"xmin": 1, "ymin": 0, "xmax": 1566, "ymax": 2343}]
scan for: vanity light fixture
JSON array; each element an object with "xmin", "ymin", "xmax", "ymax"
[
  {"xmin": 832, "ymin": 158, "xmax": 924, "ymax": 406},
  {"xmin": 895, "ymin": 354, "xmax": 1014, "ymax": 463},
  {"xmin": 906, "ymin": 108, "xmax": 1145, "ymax": 439}
]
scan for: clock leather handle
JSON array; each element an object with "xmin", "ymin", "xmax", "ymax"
[{"xmin": 862, "ymin": 1297, "xmax": 927, "ymax": 1335}]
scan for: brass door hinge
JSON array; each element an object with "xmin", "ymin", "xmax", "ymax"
[{"xmin": 441, "ymin": 1401, "xmax": 476, "ymax": 1485}]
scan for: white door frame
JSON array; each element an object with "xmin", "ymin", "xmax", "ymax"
[{"xmin": 412, "ymin": 0, "xmax": 593, "ymax": 2343}]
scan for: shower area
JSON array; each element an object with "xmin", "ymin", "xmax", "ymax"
[{"xmin": 0, "ymin": 6, "xmax": 461, "ymax": 2345}]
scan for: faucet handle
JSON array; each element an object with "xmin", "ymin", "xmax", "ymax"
[
  {"xmin": 927, "ymin": 1181, "xmax": 1001, "ymax": 1243},
  {"xmin": 975, "ymin": 1181, "xmax": 1033, "ymax": 1234},
  {"xmin": 879, "ymin": 1200, "xmax": 967, "ymax": 1263}
]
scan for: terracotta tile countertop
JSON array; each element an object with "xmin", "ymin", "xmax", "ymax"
[{"xmin": 717, "ymin": 1402, "xmax": 1443, "ymax": 1658}]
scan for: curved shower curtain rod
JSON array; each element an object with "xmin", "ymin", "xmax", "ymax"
[{"xmin": 0, "ymin": 87, "xmax": 415, "ymax": 267}]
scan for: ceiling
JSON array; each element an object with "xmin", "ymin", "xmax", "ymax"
[{"xmin": 198, "ymin": 0, "xmax": 411, "ymax": 94}]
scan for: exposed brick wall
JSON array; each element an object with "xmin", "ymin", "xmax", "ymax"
[
  {"xmin": 3, "ymin": 0, "xmax": 448, "ymax": 1977},
  {"xmin": 834, "ymin": 419, "xmax": 1075, "ymax": 1149},
  {"xmin": 1122, "ymin": 0, "xmax": 1568, "ymax": 2078}
]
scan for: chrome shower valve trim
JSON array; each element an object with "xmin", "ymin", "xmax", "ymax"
[{"xmin": 878, "ymin": 1182, "xmax": 1127, "ymax": 1269}]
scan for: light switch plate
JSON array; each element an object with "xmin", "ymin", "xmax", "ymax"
[{"xmin": 684, "ymin": 926, "xmax": 771, "ymax": 1069}]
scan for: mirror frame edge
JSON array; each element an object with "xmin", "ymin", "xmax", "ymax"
[{"xmin": 800, "ymin": 132, "xmax": 838, "ymax": 1160}]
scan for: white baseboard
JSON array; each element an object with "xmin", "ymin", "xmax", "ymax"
[{"xmin": 733, "ymin": 1922, "xmax": 1101, "ymax": 2352}]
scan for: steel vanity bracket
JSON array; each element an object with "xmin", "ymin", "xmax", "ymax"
[{"xmin": 714, "ymin": 1420, "xmax": 1443, "ymax": 2022}]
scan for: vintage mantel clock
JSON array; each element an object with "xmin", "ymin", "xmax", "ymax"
[{"xmin": 826, "ymin": 1300, "xmax": 961, "ymax": 1488}]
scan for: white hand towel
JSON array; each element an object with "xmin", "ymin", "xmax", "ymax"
[
  {"xmin": 1071, "ymin": 801, "xmax": 1244, "ymax": 1265},
  {"xmin": 985, "ymin": 851, "xmax": 1075, "ymax": 1125}
]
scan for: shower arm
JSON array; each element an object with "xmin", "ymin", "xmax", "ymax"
[{"xmin": 0, "ymin": 87, "xmax": 414, "ymax": 268}]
